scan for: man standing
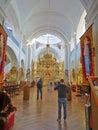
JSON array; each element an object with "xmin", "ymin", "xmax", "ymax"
[
  {"xmin": 37, "ymin": 78, "xmax": 43, "ymax": 100},
  {"xmin": 54, "ymin": 79, "xmax": 69, "ymax": 122}
]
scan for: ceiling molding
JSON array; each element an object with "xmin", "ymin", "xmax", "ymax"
[
  {"xmin": 22, "ymin": 11, "xmax": 74, "ymax": 31},
  {"xmin": 26, "ymin": 25, "xmax": 70, "ymax": 46}
]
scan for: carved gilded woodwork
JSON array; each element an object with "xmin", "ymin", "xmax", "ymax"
[
  {"xmin": 9, "ymin": 66, "xmax": 18, "ymax": 83},
  {"xmin": 77, "ymin": 67, "xmax": 83, "ymax": 84},
  {"xmin": 0, "ymin": 24, "xmax": 7, "ymax": 90},
  {"xmin": 80, "ymin": 25, "xmax": 95, "ymax": 84},
  {"xmin": 31, "ymin": 44, "xmax": 64, "ymax": 85},
  {"xmin": 32, "ymin": 53, "xmax": 64, "ymax": 85},
  {"xmin": 19, "ymin": 67, "xmax": 24, "ymax": 81},
  {"xmin": 76, "ymin": 57, "xmax": 83, "ymax": 85}
]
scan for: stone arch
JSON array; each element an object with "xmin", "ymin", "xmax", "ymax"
[
  {"xmin": 28, "ymin": 25, "xmax": 69, "ymax": 46},
  {"xmin": 4, "ymin": 45, "xmax": 18, "ymax": 73}
]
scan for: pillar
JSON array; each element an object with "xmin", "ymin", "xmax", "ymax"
[
  {"xmin": 73, "ymin": 32, "xmax": 77, "ymax": 84},
  {"xmin": 67, "ymin": 44, "xmax": 70, "ymax": 81},
  {"xmin": 64, "ymin": 44, "xmax": 70, "ymax": 82},
  {"xmin": 26, "ymin": 44, "xmax": 33, "ymax": 82}
]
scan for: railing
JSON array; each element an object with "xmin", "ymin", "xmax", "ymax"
[{"xmin": 3, "ymin": 81, "xmax": 20, "ymax": 97}]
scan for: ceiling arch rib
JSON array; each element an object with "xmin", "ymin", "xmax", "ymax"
[
  {"xmin": 26, "ymin": 25, "xmax": 69, "ymax": 47},
  {"xmin": 6, "ymin": 46, "xmax": 17, "ymax": 65},
  {"xmin": 4, "ymin": 3, "xmax": 20, "ymax": 36},
  {"xmin": 14, "ymin": 0, "xmax": 41, "ymax": 24},
  {"xmin": 80, "ymin": 0, "xmax": 95, "ymax": 12},
  {"xmin": 1, "ymin": 0, "xmax": 85, "ymax": 47},
  {"xmin": 22, "ymin": 11, "xmax": 74, "ymax": 32},
  {"xmin": 13, "ymin": 0, "xmax": 84, "ymax": 32},
  {"xmin": 10, "ymin": 0, "xmax": 24, "ymax": 29},
  {"xmin": 22, "ymin": 12, "xmax": 74, "ymax": 41}
]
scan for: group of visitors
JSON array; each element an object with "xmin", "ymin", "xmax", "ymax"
[{"xmin": 36, "ymin": 78, "xmax": 69, "ymax": 122}]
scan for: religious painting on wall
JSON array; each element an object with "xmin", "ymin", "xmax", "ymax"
[
  {"xmin": 80, "ymin": 25, "xmax": 95, "ymax": 84},
  {"xmin": 0, "ymin": 24, "xmax": 7, "ymax": 84},
  {"xmin": 9, "ymin": 66, "xmax": 18, "ymax": 83}
]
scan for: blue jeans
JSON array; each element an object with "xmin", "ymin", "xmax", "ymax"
[{"xmin": 58, "ymin": 98, "xmax": 67, "ymax": 120}]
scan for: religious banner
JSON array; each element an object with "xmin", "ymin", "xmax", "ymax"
[
  {"xmin": 80, "ymin": 25, "xmax": 94, "ymax": 84},
  {"xmin": 0, "ymin": 24, "xmax": 7, "ymax": 85}
]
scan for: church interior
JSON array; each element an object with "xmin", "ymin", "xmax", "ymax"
[{"xmin": 0, "ymin": 0, "xmax": 98, "ymax": 130}]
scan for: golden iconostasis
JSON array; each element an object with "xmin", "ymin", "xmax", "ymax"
[
  {"xmin": 32, "ymin": 52, "xmax": 64, "ymax": 86},
  {"xmin": 70, "ymin": 64, "xmax": 83, "ymax": 85}
]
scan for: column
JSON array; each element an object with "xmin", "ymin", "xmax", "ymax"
[
  {"xmin": 26, "ymin": 44, "xmax": 32, "ymax": 83},
  {"xmin": 19, "ymin": 32, "xmax": 23, "ymax": 68},
  {"xmin": 67, "ymin": 44, "xmax": 71, "ymax": 81},
  {"xmin": 64, "ymin": 44, "xmax": 69, "ymax": 82},
  {"xmin": 73, "ymin": 32, "xmax": 77, "ymax": 84},
  {"xmin": 30, "ymin": 45, "xmax": 33, "ymax": 82},
  {"xmin": 25, "ymin": 45, "xmax": 28, "ymax": 80},
  {"xmin": 18, "ymin": 32, "xmax": 23, "ymax": 82}
]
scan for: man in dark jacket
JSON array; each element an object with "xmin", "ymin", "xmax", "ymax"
[
  {"xmin": 37, "ymin": 78, "xmax": 43, "ymax": 100},
  {"xmin": 54, "ymin": 79, "xmax": 69, "ymax": 122}
]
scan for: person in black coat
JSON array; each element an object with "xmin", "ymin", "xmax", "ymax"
[
  {"xmin": 54, "ymin": 79, "xmax": 69, "ymax": 122},
  {"xmin": 37, "ymin": 78, "xmax": 43, "ymax": 100}
]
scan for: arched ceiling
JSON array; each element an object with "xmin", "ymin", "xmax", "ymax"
[
  {"xmin": 0, "ymin": 0, "xmax": 86, "ymax": 42},
  {"xmin": 5, "ymin": 46, "xmax": 17, "ymax": 65},
  {"xmin": 0, "ymin": 0, "xmax": 95, "ymax": 62},
  {"xmin": 0, "ymin": 0, "xmax": 96, "ymax": 42}
]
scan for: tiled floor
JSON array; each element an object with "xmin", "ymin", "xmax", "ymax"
[{"xmin": 11, "ymin": 86, "xmax": 86, "ymax": 130}]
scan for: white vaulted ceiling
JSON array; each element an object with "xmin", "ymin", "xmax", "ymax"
[
  {"xmin": 0, "ymin": 0, "xmax": 95, "ymax": 61},
  {"xmin": 0, "ymin": 0, "xmax": 95, "ymax": 42},
  {"xmin": 0, "ymin": 0, "xmax": 85, "ymax": 42}
]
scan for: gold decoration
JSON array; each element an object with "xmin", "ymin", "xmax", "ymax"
[{"xmin": 32, "ymin": 45, "xmax": 64, "ymax": 85}]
